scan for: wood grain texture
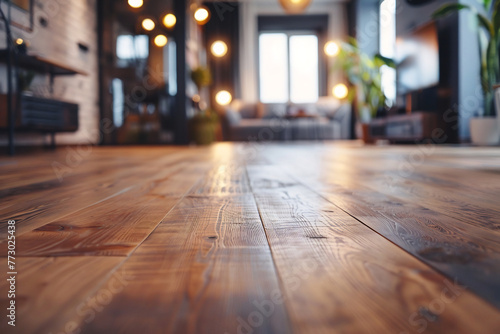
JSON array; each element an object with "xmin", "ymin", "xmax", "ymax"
[
  {"xmin": 247, "ymin": 166, "xmax": 500, "ymax": 333},
  {"xmin": 9, "ymin": 164, "xmax": 203, "ymax": 256},
  {"xmin": 0, "ymin": 143, "xmax": 499, "ymax": 334},
  {"xmin": 0, "ymin": 148, "xmax": 209, "ymax": 238},
  {"xmin": 78, "ymin": 194, "xmax": 292, "ymax": 334},
  {"xmin": 0, "ymin": 257, "xmax": 123, "ymax": 334},
  {"xmin": 260, "ymin": 144, "xmax": 500, "ymax": 308}
]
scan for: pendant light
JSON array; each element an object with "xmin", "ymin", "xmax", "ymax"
[{"xmin": 278, "ymin": 0, "xmax": 312, "ymax": 14}]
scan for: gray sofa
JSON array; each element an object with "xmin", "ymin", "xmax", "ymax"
[{"xmin": 221, "ymin": 97, "xmax": 351, "ymax": 141}]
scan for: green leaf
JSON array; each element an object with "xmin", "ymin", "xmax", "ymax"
[
  {"xmin": 486, "ymin": 38, "xmax": 499, "ymax": 89},
  {"xmin": 493, "ymin": 0, "xmax": 500, "ymax": 38},
  {"xmin": 482, "ymin": 0, "xmax": 492, "ymax": 11},
  {"xmin": 432, "ymin": 4, "xmax": 470, "ymax": 19},
  {"xmin": 477, "ymin": 13, "xmax": 494, "ymax": 37},
  {"xmin": 484, "ymin": 91, "xmax": 494, "ymax": 116},
  {"xmin": 478, "ymin": 29, "xmax": 490, "ymax": 93},
  {"xmin": 374, "ymin": 54, "xmax": 396, "ymax": 68}
]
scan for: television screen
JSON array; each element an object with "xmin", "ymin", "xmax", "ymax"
[{"xmin": 396, "ymin": 22, "xmax": 439, "ymax": 95}]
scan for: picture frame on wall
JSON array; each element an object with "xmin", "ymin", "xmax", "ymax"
[{"xmin": 0, "ymin": 0, "xmax": 34, "ymax": 31}]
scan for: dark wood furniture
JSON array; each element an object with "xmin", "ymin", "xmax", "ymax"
[
  {"xmin": 369, "ymin": 112, "xmax": 441, "ymax": 142},
  {"xmin": 0, "ymin": 50, "xmax": 87, "ymax": 151},
  {"xmin": 0, "ymin": 93, "xmax": 79, "ymax": 131}
]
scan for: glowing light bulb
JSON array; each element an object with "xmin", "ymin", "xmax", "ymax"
[
  {"xmin": 16, "ymin": 38, "xmax": 24, "ymax": 45},
  {"xmin": 216, "ymin": 90, "xmax": 232, "ymax": 106},
  {"xmin": 154, "ymin": 35, "xmax": 168, "ymax": 47},
  {"xmin": 163, "ymin": 13, "xmax": 176, "ymax": 28},
  {"xmin": 142, "ymin": 18, "xmax": 155, "ymax": 31},
  {"xmin": 194, "ymin": 7, "xmax": 210, "ymax": 24},
  {"xmin": 128, "ymin": 0, "xmax": 143, "ymax": 9},
  {"xmin": 333, "ymin": 84, "xmax": 349, "ymax": 99},
  {"xmin": 211, "ymin": 41, "xmax": 228, "ymax": 57},
  {"xmin": 324, "ymin": 41, "xmax": 340, "ymax": 57}
]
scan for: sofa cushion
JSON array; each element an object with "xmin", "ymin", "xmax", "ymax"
[
  {"xmin": 262, "ymin": 103, "xmax": 287, "ymax": 119},
  {"xmin": 315, "ymin": 97, "xmax": 342, "ymax": 118},
  {"xmin": 225, "ymin": 107, "xmax": 241, "ymax": 125},
  {"xmin": 230, "ymin": 119, "xmax": 290, "ymax": 141},
  {"xmin": 287, "ymin": 103, "xmax": 318, "ymax": 116}
]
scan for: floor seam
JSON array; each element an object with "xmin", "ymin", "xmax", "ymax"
[{"xmin": 245, "ymin": 165, "xmax": 297, "ymax": 334}]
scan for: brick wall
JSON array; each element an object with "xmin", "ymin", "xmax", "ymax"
[{"xmin": 0, "ymin": 0, "xmax": 99, "ymax": 146}]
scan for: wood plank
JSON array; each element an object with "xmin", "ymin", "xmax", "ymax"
[
  {"xmin": 6, "ymin": 163, "xmax": 205, "ymax": 257},
  {"xmin": 0, "ymin": 257, "xmax": 124, "ymax": 334},
  {"xmin": 0, "ymin": 148, "xmax": 208, "ymax": 238},
  {"xmin": 190, "ymin": 164, "xmax": 250, "ymax": 196},
  {"xmin": 1, "ymin": 143, "xmax": 499, "ymax": 333},
  {"xmin": 247, "ymin": 165, "xmax": 500, "ymax": 333},
  {"xmin": 75, "ymin": 194, "xmax": 292, "ymax": 334},
  {"xmin": 259, "ymin": 145, "xmax": 500, "ymax": 308}
]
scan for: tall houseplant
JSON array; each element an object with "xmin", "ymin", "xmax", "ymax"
[
  {"xmin": 189, "ymin": 66, "xmax": 218, "ymax": 145},
  {"xmin": 333, "ymin": 39, "xmax": 395, "ymax": 141},
  {"xmin": 433, "ymin": 0, "xmax": 500, "ymax": 144}
]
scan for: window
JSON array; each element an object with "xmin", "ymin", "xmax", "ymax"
[
  {"xmin": 112, "ymin": 79, "xmax": 124, "ymax": 128},
  {"xmin": 116, "ymin": 35, "xmax": 149, "ymax": 60},
  {"xmin": 259, "ymin": 33, "xmax": 319, "ymax": 103},
  {"xmin": 379, "ymin": 0, "xmax": 396, "ymax": 105},
  {"xmin": 167, "ymin": 40, "xmax": 177, "ymax": 96}
]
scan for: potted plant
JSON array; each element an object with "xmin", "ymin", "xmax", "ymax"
[
  {"xmin": 433, "ymin": 1, "xmax": 500, "ymax": 145},
  {"xmin": 333, "ymin": 38, "xmax": 395, "ymax": 143},
  {"xmin": 190, "ymin": 67, "xmax": 217, "ymax": 145},
  {"xmin": 191, "ymin": 66, "xmax": 212, "ymax": 95},
  {"xmin": 189, "ymin": 109, "xmax": 219, "ymax": 145}
]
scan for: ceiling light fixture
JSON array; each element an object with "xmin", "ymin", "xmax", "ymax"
[{"xmin": 278, "ymin": 0, "xmax": 312, "ymax": 14}]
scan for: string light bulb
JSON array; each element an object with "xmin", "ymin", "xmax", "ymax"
[
  {"xmin": 154, "ymin": 35, "xmax": 168, "ymax": 47},
  {"xmin": 324, "ymin": 41, "xmax": 340, "ymax": 57},
  {"xmin": 211, "ymin": 41, "xmax": 228, "ymax": 57},
  {"xmin": 128, "ymin": 0, "xmax": 143, "ymax": 9},
  {"xmin": 194, "ymin": 7, "xmax": 210, "ymax": 25},
  {"xmin": 216, "ymin": 90, "xmax": 232, "ymax": 106},
  {"xmin": 333, "ymin": 84, "xmax": 349, "ymax": 99},
  {"xmin": 141, "ymin": 18, "xmax": 155, "ymax": 31},
  {"xmin": 163, "ymin": 13, "xmax": 176, "ymax": 28}
]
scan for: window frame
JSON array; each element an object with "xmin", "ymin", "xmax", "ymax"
[{"xmin": 258, "ymin": 30, "xmax": 320, "ymax": 104}]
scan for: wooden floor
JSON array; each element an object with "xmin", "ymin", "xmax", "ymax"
[{"xmin": 1, "ymin": 142, "xmax": 500, "ymax": 334}]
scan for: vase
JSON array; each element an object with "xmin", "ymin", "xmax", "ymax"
[{"xmin": 470, "ymin": 117, "xmax": 499, "ymax": 145}]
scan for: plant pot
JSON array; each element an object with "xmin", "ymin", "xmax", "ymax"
[
  {"xmin": 470, "ymin": 117, "xmax": 499, "ymax": 145},
  {"xmin": 357, "ymin": 123, "xmax": 375, "ymax": 144},
  {"xmin": 190, "ymin": 120, "xmax": 216, "ymax": 145}
]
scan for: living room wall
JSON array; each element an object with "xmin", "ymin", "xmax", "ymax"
[{"xmin": 0, "ymin": 0, "xmax": 99, "ymax": 147}]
